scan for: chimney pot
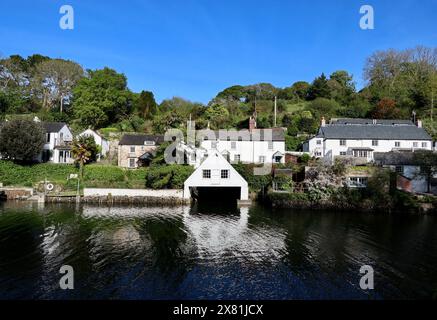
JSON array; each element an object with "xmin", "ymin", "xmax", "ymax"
[
  {"xmin": 321, "ymin": 117, "xmax": 326, "ymax": 127},
  {"xmin": 417, "ymin": 119, "xmax": 422, "ymax": 128}
]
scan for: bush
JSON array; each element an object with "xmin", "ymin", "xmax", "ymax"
[
  {"xmin": 145, "ymin": 165, "xmax": 194, "ymax": 189},
  {"xmin": 233, "ymin": 163, "xmax": 272, "ymax": 192}
]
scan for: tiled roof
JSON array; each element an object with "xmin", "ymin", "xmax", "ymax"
[
  {"xmin": 119, "ymin": 134, "xmax": 164, "ymax": 145},
  {"xmin": 317, "ymin": 120, "xmax": 432, "ymax": 140},
  {"xmin": 42, "ymin": 122, "xmax": 67, "ymax": 133}
]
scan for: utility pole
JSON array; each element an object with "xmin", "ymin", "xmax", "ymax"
[{"xmin": 274, "ymin": 96, "xmax": 277, "ymax": 127}]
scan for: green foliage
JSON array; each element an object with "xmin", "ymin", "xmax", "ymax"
[
  {"xmin": 145, "ymin": 165, "xmax": 194, "ymax": 189},
  {"xmin": 0, "ymin": 119, "xmax": 45, "ymax": 162},
  {"xmin": 72, "ymin": 67, "xmax": 133, "ymax": 128},
  {"xmin": 232, "ymin": 163, "xmax": 272, "ymax": 192},
  {"xmin": 300, "ymin": 153, "xmax": 311, "ymax": 164}
]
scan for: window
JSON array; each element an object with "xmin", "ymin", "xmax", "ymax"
[
  {"xmin": 234, "ymin": 154, "xmax": 241, "ymax": 162},
  {"xmin": 340, "ymin": 152, "xmax": 347, "ymax": 156},
  {"xmin": 268, "ymin": 141, "xmax": 273, "ymax": 150},
  {"xmin": 395, "ymin": 166, "xmax": 403, "ymax": 174},
  {"xmin": 340, "ymin": 140, "xmax": 347, "ymax": 146},
  {"xmin": 221, "ymin": 170, "xmax": 229, "ymax": 179},
  {"xmin": 315, "ymin": 152, "xmax": 322, "ymax": 157},
  {"xmin": 353, "ymin": 150, "xmax": 369, "ymax": 158},
  {"xmin": 274, "ymin": 156, "xmax": 282, "ymax": 163},
  {"xmin": 395, "ymin": 141, "xmax": 401, "ymax": 148},
  {"xmin": 202, "ymin": 169, "xmax": 211, "ymax": 179},
  {"xmin": 316, "ymin": 140, "xmax": 322, "ymax": 145},
  {"xmin": 238, "ymin": 137, "xmax": 243, "ymax": 142},
  {"xmin": 348, "ymin": 177, "xmax": 368, "ymax": 188},
  {"xmin": 372, "ymin": 140, "xmax": 378, "ymax": 146},
  {"xmin": 259, "ymin": 156, "xmax": 266, "ymax": 163},
  {"xmin": 46, "ymin": 133, "xmax": 51, "ymax": 143},
  {"xmin": 129, "ymin": 158, "xmax": 136, "ymax": 168},
  {"xmin": 413, "ymin": 142, "xmax": 418, "ymax": 148},
  {"xmin": 130, "ymin": 146, "xmax": 136, "ymax": 153},
  {"xmin": 422, "ymin": 142, "xmax": 427, "ymax": 148},
  {"xmin": 211, "ymin": 141, "xmax": 218, "ymax": 148},
  {"xmin": 231, "ymin": 142, "xmax": 236, "ymax": 150}
]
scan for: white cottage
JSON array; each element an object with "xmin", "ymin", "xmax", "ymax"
[
  {"xmin": 183, "ymin": 150, "xmax": 249, "ymax": 201},
  {"xmin": 305, "ymin": 118, "xmax": 433, "ymax": 163},
  {"xmin": 39, "ymin": 122, "xmax": 74, "ymax": 164},
  {"xmin": 78, "ymin": 129, "xmax": 110, "ymax": 160}
]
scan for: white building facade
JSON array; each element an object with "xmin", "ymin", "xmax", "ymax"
[
  {"xmin": 197, "ymin": 128, "xmax": 286, "ymax": 165},
  {"xmin": 78, "ymin": 129, "xmax": 110, "ymax": 160},
  {"xmin": 184, "ymin": 151, "xmax": 249, "ymax": 201},
  {"xmin": 39, "ymin": 122, "xmax": 74, "ymax": 164},
  {"xmin": 306, "ymin": 118, "xmax": 433, "ymax": 163}
]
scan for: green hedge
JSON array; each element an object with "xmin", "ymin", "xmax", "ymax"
[
  {"xmin": 145, "ymin": 165, "xmax": 194, "ymax": 189},
  {"xmin": 232, "ymin": 163, "xmax": 272, "ymax": 192}
]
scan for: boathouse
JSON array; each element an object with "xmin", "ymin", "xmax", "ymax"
[{"xmin": 183, "ymin": 150, "xmax": 249, "ymax": 202}]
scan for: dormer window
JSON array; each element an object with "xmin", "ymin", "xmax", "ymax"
[{"xmin": 144, "ymin": 141, "xmax": 155, "ymax": 146}]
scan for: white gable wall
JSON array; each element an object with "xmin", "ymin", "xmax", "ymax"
[{"xmin": 184, "ymin": 151, "xmax": 249, "ymax": 200}]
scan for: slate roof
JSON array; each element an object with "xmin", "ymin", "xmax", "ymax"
[
  {"xmin": 42, "ymin": 122, "xmax": 67, "ymax": 133},
  {"xmin": 317, "ymin": 120, "xmax": 432, "ymax": 140},
  {"xmin": 119, "ymin": 134, "xmax": 164, "ymax": 145},
  {"xmin": 0, "ymin": 121, "xmax": 67, "ymax": 133},
  {"xmin": 200, "ymin": 128, "xmax": 285, "ymax": 141}
]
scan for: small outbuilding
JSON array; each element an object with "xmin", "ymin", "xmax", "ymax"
[{"xmin": 183, "ymin": 150, "xmax": 249, "ymax": 202}]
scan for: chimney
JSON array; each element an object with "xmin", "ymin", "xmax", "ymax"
[
  {"xmin": 321, "ymin": 117, "xmax": 326, "ymax": 127},
  {"xmin": 249, "ymin": 116, "xmax": 256, "ymax": 132},
  {"xmin": 417, "ymin": 119, "xmax": 422, "ymax": 128}
]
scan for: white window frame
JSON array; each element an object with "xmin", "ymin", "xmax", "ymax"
[
  {"xmin": 234, "ymin": 154, "xmax": 241, "ymax": 162},
  {"xmin": 129, "ymin": 158, "xmax": 136, "ymax": 168},
  {"xmin": 130, "ymin": 146, "xmax": 136, "ymax": 153},
  {"xmin": 259, "ymin": 156, "xmax": 266, "ymax": 163},
  {"xmin": 372, "ymin": 140, "xmax": 378, "ymax": 146},
  {"xmin": 231, "ymin": 141, "xmax": 236, "ymax": 150},
  {"xmin": 268, "ymin": 141, "xmax": 273, "ymax": 150},
  {"xmin": 395, "ymin": 141, "xmax": 401, "ymax": 148},
  {"xmin": 340, "ymin": 140, "xmax": 347, "ymax": 146},
  {"xmin": 422, "ymin": 142, "xmax": 427, "ymax": 148}
]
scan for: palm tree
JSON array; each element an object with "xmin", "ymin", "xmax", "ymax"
[{"xmin": 71, "ymin": 136, "xmax": 92, "ymax": 179}]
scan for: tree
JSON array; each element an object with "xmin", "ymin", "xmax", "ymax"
[
  {"xmin": 33, "ymin": 59, "xmax": 84, "ymax": 113},
  {"xmin": 72, "ymin": 67, "xmax": 133, "ymax": 128},
  {"xmin": 413, "ymin": 151, "xmax": 437, "ymax": 193},
  {"xmin": 307, "ymin": 73, "xmax": 331, "ymax": 100},
  {"xmin": 0, "ymin": 119, "xmax": 45, "ymax": 162},
  {"xmin": 71, "ymin": 135, "xmax": 98, "ymax": 179},
  {"xmin": 135, "ymin": 90, "xmax": 157, "ymax": 119},
  {"xmin": 328, "ymin": 70, "xmax": 356, "ymax": 104},
  {"xmin": 372, "ymin": 98, "xmax": 401, "ymax": 119}
]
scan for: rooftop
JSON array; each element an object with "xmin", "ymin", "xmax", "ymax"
[
  {"xmin": 316, "ymin": 119, "xmax": 432, "ymax": 141},
  {"xmin": 119, "ymin": 134, "xmax": 164, "ymax": 145}
]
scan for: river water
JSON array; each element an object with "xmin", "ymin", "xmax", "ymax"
[{"xmin": 0, "ymin": 201, "xmax": 436, "ymax": 300}]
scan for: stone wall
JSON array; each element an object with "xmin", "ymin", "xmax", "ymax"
[{"xmin": 118, "ymin": 145, "xmax": 157, "ymax": 168}]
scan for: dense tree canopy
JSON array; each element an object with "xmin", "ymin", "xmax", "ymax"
[
  {"xmin": 1, "ymin": 46, "xmax": 436, "ymax": 151},
  {"xmin": 0, "ymin": 119, "xmax": 45, "ymax": 162}
]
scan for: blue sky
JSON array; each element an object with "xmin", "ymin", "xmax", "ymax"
[{"xmin": 1, "ymin": 0, "xmax": 436, "ymax": 103}]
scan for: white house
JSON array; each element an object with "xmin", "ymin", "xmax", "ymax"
[
  {"xmin": 305, "ymin": 118, "xmax": 433, "ymax": 163},
  {"xmin": 39, "ymin": 122, "xmax": 74, "ymax": 164},
  {"xmin": 183, "ymin": 150, "xmax": 249, "ymax": 201},
  {"xmin": 78, "ymin": 129, "xmax": 110, "ymax": 160},
  {"xmin": 197, "ymin": 127, "xmax": 286, "ymax": 165},
  {"xmin": 374, "ymin": 151, "xmax": 437, "ymax": 195}
]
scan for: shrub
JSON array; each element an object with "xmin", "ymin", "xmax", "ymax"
[
  {"xmin": 145, "ymin": 165, "xmax": 193, "ymax": 189},
  {"xmin": 232, "ymin": 163, "xmax": 272, "ymax": 192}
]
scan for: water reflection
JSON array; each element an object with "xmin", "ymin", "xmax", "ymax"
[{"xmin": 0, "ymin": 201, "xmax": 437, "ymax": 299}]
